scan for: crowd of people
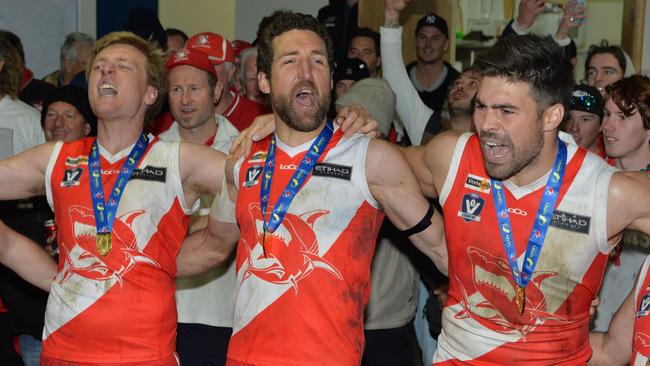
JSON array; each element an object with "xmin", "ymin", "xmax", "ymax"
[{"xmin": 0, "ymin": 0, "xmax": 649, "ymax": 365}]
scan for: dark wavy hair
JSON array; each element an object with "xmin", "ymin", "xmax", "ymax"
[
  {"xmin": 0, "ymin": 34, "xmax": 23, "ymax": 99},
  {"xmin": 256, "ymin": 10, "xmax": 334, "ymax": 80},
  {"xmin": 606, "ymin": 75, "xmax": 650, "ymax": 130},
  {"xmin": 584, "ymin": 42, "xmax": 626, "ymax": 81},
  {"xmin": 473, "ymin": 34, "xmax": 574, "ymax": 115}
]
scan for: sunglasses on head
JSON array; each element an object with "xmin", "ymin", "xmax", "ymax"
[{"xmin": 570, "ymin": 94, "xmax": 598, "ymax": 110}]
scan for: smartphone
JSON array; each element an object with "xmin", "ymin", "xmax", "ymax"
[{"xmin": 573, "ymin": 0, "xmax": 587, "ymax": 24}]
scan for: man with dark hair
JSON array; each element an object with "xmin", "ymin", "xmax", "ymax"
[
  {"xmin": 585, "ymin": 43, "xmax": 627, "ymax": 96},
  {"xmin": 347, "ymin": 27, "xmax": 381, "ymax": 77},
  {"xmin": 401, "ymin": 30, "xmax": 650, "ymax": 364},
  {"xmin": 588, "ymin": 74, "xmax": 650, "ymax": 366},
  {"xmin": 405, "ymin": 12, "xmax": 459, "ymax": 115},
  {"xmin": 216, "ymin": 9, "xmax": 446, "ymax": 365},
  {"xmin": 0, "ymin": 31, "xmax": 239, "ymax": 364},
  {"xmin": 317, "ymin": 0, "xmax": 359, "ymax": 62},
  {"xmin": 166, "ymin": 27, "xmax": 189, "ymax": 56}
]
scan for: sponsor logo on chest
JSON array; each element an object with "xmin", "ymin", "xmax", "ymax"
[
  {"xmin": 131, "ymin": 166, "xmax": 166, "ymax": 183},
  {"xmin": 464, "ymin": 173, "xmax": 491, "ymax": 194},
  {"xmin": 550, "ymin": 209, "xmax": 591, "ymax": 234},
  {"xmin": 312, "ymin": 163, "xmax": 352, "ymax": 180},
  {"xmin": 458, "ymin": 193, "xmax": 484, "ymax": 222},
  {"xmin": 65, "ymin": 155, "xmax": 88, "ymax": 167}
]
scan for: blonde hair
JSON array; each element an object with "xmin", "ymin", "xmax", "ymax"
[{"xmin": 87, "ymin": 31, "xmax": 166, "ymax": 125}]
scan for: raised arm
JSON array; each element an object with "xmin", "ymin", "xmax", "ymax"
[
  {"xmin": 381, "ymin": 0, "xmax": 434, "ymax": 145},
  {"xmin": 177, "ymin": 143, "xmax": 240, "ymax": 277},
  {"xmin": 0, "ymin": 142, "xmax": 55, "ymax": 199},
  {"xmin": 366, "ymin": 138, "xmax": 447, "ymax": 274},
  {"xmin": 588, "ymin": 279, "xmax": 635, "ymax": 366},
  {"xmin": 0, "ymin": 220, "xmax": 56, "ymax": 291}
]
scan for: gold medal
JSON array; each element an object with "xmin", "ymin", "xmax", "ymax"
[
  {"xmin": 96, "ymin": 233, "xmax": 112, "ymax": 256},
  {"xmin": 515, "ymin": 285, "xmax": 526, "ymax": 314}
]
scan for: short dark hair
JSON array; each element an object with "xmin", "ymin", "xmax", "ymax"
[
  {"xmin": 256, "ymin": 10, "xmax": 333, "ymax": 80},
  {"xmin": 606, "ymin": 75, "xmax": 650, "ymax": 130},
  {"xmin": 165, "ymin": 28, "xmax": 188, "ymax": 43},
  {"xmin": 348, "ymin": 27, "xmax": 380, "ymax": 57},
  {"xmin": 473, "ymin": 34, "xmax": 574, "ymax": 115},
  {"xmin": 584, "ymin": 42, "xmax": 626, "ymax": 81}
]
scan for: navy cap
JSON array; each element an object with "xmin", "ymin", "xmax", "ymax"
[{"xmin": 416, "ymin": 13, "xmax": 449, "ymax": 38}]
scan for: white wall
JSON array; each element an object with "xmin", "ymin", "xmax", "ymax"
[
  {"xmin": 235, "ymin": 0, "xmax": 328, "ymax": 43},
  {"xmin": 643, "ymin": 2, "xmax": 650, "ymax": 75}
]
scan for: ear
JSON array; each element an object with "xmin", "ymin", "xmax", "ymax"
[
  {"xmin": 0, "ymin": 60, "xmax": 4, "ymax": 73},
  {"xmin": 443, "ymin": 38, "xmax": 450, "ymax": 53},
  {"xmin": 144, "ymin": 85, "xmax": 159, "ymax": 106},
  {"xmin": 213, "ymin": 81, "xmax": 224, "ymax": 104},
  {"xmin": 542, "ymin": 103, "xmax": 564, "ymax": 132},
  {"xmin": 258, "ymin": 72, "xmax": 270, "ymax": 94},
  {"xmin": 84, "ymin": 123, "xmax": 91, "ymax": 136}
]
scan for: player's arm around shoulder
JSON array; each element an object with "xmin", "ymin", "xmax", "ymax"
[
  {"xmin": 176, "ymin": 142, "xmax": 240, "ymax": 277},
  {"xmin": 0, "ymin": 142, "xmax": 56, "ymax": 199},
  {"xmin": 366, "ymin": 138, "xmax": 448, "ymax": 275},
  {"xmin": 607, "ymin": 170, "xmax": 650, "ymax": 241},
  {"xmin": 402, "ymin": 130, "xmax": 462, "ymax": 199}
]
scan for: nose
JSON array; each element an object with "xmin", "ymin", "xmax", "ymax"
[
  {"xmin": 567, "ymin": 119, "xmax": 579, "ymax": 133},
  {"xmin": 601, "ymin": 115, "xmax": 614, "ymax": 133},
  {"xmin": 54, "ymin": 114, "xmax": 66, "ymax": 127},
  {"xmin": 101, "ymin": 62, "xmax": 116, "ymax": 75},
  {"xmin": 476, "ymin": 108, "xmax": 501, "ymax": 133},
  {"xmin": 180, "ymin": 89, "xmax": 191, "ymax": 105},
  {"xmin": 297, "ymin": 59, "xmax": 313, "ymax": 81}
]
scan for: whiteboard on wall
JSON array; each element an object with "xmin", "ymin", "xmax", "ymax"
[
  {"xmin": 235, "ymin": 0, "xmax": 327, "ymax": 43},
  {"xmin": 0, "ymin": 0, "xmax": 78, "ymax": 78}
]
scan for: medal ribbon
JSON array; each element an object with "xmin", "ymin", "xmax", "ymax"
[
  {"xmin": 491, "ymin": 139, "xmax": 567, "ymax": 289},
  {"xmin": 260, "ymin": 120, "xmax": 334, "ymax": 235},
  {"xmin": 89, "ymin": 133, "xmax": 149, "ymax": 238}
]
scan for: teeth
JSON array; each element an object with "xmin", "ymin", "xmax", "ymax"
[
  {"xmin": 74, "ymin": 222, "xmax": 96, "ymax": 238},
  {"xmin": 100, "ymin": 83, "xmax": 117, "ymax": 91},
  {"xmin": 486, "ymin": 142, "xmax": 500, "ymax": 147}
]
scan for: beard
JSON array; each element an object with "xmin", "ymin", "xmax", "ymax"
[
  {"xmin": 271, "ymin": 81, "xmax": 330, "ymax": 133},
  {"xmin": 480, "ymin": 124, "xmax": 544, "ymax": 181}
]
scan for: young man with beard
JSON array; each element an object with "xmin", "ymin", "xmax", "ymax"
[
  {"xmin": 160, "ymin": 47, "xmax": 240, "ymax": 366},
  {"xmin": 0, "ymin": 31, "xmax": 239, "ymax": 365},
  {"xmin": 211, "ymin": 10, "xmax": 447, "ymax": 365},
  {"xmin": 587, "ymin": 74, "xmax": 650, "ymax": 366}
]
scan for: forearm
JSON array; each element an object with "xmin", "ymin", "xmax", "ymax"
[
  {"xmin": 379, "ymin": 26, "xmax": 433, "ymax": 145},
  {"xmin": 0, "ymin": 221, "xmax": 56, "ymax": 291},
  {"xmin": 176, "ymin": 216, "xmax": 239, "ymax": 277}
]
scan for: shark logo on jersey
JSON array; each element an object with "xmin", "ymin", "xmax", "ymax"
[
  {"xmin": 240, "ymin": 202, "xmax": 342, "ymax": 292},
  {"xmin": 58, "ymin": 205, "xmax": 160, "ymax": 286},
  {"xmin": 454, "ymin": 247, "xmax": 568, "ymax": 338}
]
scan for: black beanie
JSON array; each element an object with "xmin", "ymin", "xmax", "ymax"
[{"xmin": 41, "ymin": 85, "xmax": 97, "ymax": 136}]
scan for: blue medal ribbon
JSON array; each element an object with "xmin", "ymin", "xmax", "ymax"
[
  {"xmin": 89, "ymin": 132, "xmax": 149, "ymax": 244},
  {"xmin": 260, "ymin": 121, "xmax": 334, "ymax": 243},
  {"xmin": 491, "ymin": 139, "xmax": 567, "ymax": 289}
]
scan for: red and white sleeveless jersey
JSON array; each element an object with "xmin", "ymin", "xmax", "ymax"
[
  {"xmin": 42, "ymin": 136, "xmax": 195, "ymax": 363},
  {"xmin": 434, "ymin": 133, "xmax": 616, "ymax": 365},
  {"xmin": 631, "ymin": 255, "xmax": 650, "ymax": 365},
  {"xmin": 227, "ymin": 129, "xmax": 384, "ymax": 365}
]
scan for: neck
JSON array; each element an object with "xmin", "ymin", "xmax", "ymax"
[
  {"xmin": 178, "ymin": 116, "xmax": 218, "ymax": 144},
  {"xmin": 62, "ymin": 71, "xmax": 74, "ymax": 86},
  {"xmin": 449, "ymin": 113, "xmax": 472, "ymax": 132},
  {"xmin": 96, "ymin": 118, "xmax": 145, "ymax": 155},
  {"xmin": 415, "ymin": 60, "xmax": 444, "ymax": 86},
  {"xmin": 275, "ymin": 117, "xmax": 327, "ymax": 147},
  {"xmin": 215, "ymin": 90, "xmax": 234, "ymax": 115},
  {"xmin": 508, "ymin": 134, "xmax": 559, "ymax": 187},
  {"xmin": 616, "ymin": 144, "xmax": 650, "ymax": 171}
]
